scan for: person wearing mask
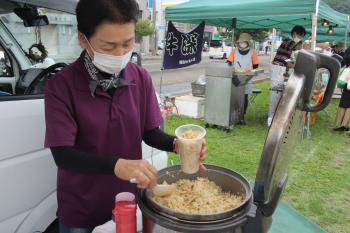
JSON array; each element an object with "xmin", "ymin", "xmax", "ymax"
[
  {"xmin": 267, "ymin": 26, "xmax": 307, "ymax": 126},
  {"xmin": 267, "ymin": 26, "xmax": 331, "ymax": 126},
  {"xmin": 44, "ymin": 1, "xmax": 207, "ymax": 232},
  {"xmin": 227, "ymin": 33, "xmax": 259, "ymax": 124}
]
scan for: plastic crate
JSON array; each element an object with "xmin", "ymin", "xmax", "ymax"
[{"xmin": 191, "ymin": 82, "xmax": 206, "ymax": 97}]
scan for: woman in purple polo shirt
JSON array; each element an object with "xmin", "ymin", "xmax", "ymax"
[{"xmin": 44, "ymin": 0, "xmax": 207, "ymax": 232}]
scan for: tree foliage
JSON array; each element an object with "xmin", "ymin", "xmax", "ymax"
[
  {"xmin": 220, "ymin": 29, "xmax": 269, "ymax": 43},
  {"xmin": 135, "ymin": 19, "xmax": 155, "ymax": 37}
]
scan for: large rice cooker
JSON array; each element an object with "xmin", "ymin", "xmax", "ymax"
[{"xmin": 137, "ymin": 51, "xmax": 340, "ymax": 233}]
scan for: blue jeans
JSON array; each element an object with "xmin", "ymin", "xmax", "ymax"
[{"xmin": 59, "ymin": 223, "xmax": 94, "ymax": 233}]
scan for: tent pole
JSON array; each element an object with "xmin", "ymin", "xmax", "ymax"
[
  {"xmin": 306, "ymin": 2, "xmax": 319, "ymax": 140},
  {"xmin": 311, "ymin": 0, "xmax": 320, "ymax": 52},
  {"xmin": 270, "ymin": 28, "xmax": 276, "ymax": 63},
  {"xmin": 231, "ymin": 18, "xmax": 237, "ymax": 52},
  {"xmin": 345, "ymin": 16, "xmax": 350, "ymax": 48},
  {"xmin": 159, "ymin": 20, "xmax": 168, "ymax": 97},
  {"xmin": 311, "ymin": 14, "xmax": 318, "ymax": 52}
]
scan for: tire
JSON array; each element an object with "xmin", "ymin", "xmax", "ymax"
[{"xmin": 222, "ymin": 53, "xmax": 227, "ymax": 59}]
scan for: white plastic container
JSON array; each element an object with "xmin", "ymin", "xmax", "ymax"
[
  {"xmin": 175, "ymin": 124, "xmax": 206, "ymax": 174},
  {"xmin": 175, "ymin": 95, "xmax": 205, "ymax": 119}
]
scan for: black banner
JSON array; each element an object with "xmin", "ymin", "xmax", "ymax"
[{"xmin": 163, "ymin": 21, "xmax": 205, "ymax": 70}]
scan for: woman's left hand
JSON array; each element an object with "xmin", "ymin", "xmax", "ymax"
[{"xmin": 199, "ymin": 139, "xmax": 207, "ymax": 172}]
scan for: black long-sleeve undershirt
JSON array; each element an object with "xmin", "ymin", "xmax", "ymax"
[{"xmin": 51, "ymin": 128, "xmax": 176, "ymax": 175}]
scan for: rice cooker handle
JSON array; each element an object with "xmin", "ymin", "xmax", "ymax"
[
  {"xmin": 259, "ymin": 174, "xmax": 288, "ymax": 217},
  {"xmin": 304, "ymin": 53, "xmax": 340, "ymax": 112}
]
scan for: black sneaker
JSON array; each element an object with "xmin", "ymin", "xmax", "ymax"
[{"xmin": 333, "ymin": 127, "xmax": 346, "ymax": 131}]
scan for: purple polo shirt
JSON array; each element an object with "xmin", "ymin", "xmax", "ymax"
[{"xmin": 44, "ymin": 53, "xmax": 163, "ymax": 227}]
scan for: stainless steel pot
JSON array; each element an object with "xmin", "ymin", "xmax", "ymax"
[{"xmin": 137, "ymin": 164, "xmax": 254, "ymax": 233}]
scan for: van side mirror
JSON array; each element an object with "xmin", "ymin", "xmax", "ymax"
[{"xmin": 14, "ymin": 7, "xmax": 49, "ymax": 27}]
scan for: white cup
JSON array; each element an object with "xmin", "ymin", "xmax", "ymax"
[{"xmin": 175, "ymin": 124, "xmax": 206, "ymax": 174}]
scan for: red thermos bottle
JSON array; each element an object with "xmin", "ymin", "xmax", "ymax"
[{"xmin": 113, "ymin": 192, "xmax": 137, "ymax": 233}]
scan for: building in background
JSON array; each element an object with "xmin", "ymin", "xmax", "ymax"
[
  {"xmin": 2, "ymin": 0, "xmax": 217, "ymax": 61},
  {"xmin": 153, "ymin": 0, "xmax": 218, "ymax": 53},
  {"xmin": 137, "ymin": 0, "xmax": 151, "ymax": 54}
]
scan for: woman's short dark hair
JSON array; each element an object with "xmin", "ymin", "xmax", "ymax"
[
  {"xmin": 291, "ymin": 26, "xmax": 307, "ymax": 37},
  {"xmin": 76, "ymin": 0, "xmax": 139, "ymax": 38}
]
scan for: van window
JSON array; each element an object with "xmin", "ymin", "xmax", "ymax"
[
  {"xmin": 210, "ymin": 40, "xmax": 222, "ymax": 48},
  {"xmin": 2, "ymin": 11, "xmax": 81, "ymax": 65},
  {"xmin": 0, "ymin": 46, "xmax": 13, "ymax": 77},
  {"xmin": 0, "ymin": 44, "xmax": 15, "ymax": 96},
  {"xmin": 0, "ymin": 10, "xmax": 80, "ymax": 99}
]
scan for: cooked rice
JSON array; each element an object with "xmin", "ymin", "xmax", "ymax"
[
  {"xmin": 181, "ymin": 130, "xmax": 202, "ymax": 139},
  {"xmin": 153, "ymin": 177, "xmax": 243, "ymax": 214}
]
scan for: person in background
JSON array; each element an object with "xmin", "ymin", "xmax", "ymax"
[
  {"xmin": 332, "ymin": 42, "xmax": 345, "ymax": 56},
  {"xmin": 203, "ymin": 41, "xmax": 208, "ymax": 52},
  {"xmin": 267, "ymin": 26, "xmax": 306, "ymax": 126},
  {"xmin": 329, "ymin": 42, "xmax": 345, "ymax": 64},
  {"xmin": 334, "ymin": 46, "xmax": 350, "ymax": 132},
  {"xmin": 341, "ymin": 45, "xmax": 350, "ymax": 67},
  {"xmin": 334, "ymin": 79, "xmax": 350, "ymax": 131},
  {"xmin": 227, "ymin": 33, "xmax": 259, "ymax": 124},
  {"xmin": 267, "ymin": 26, "xmax": 330, "ymax": 126},
  {"xmin": 44, "ymin": 1, "xmax": 207, "ymax": 232}
]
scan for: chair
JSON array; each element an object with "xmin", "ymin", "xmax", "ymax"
[
  {"xmin": 249, "ymin": 88, "xmax": 262, "ymax": 117},
  {"xmin": 249, "ymin": 88, "xmax": 262, "ymax": 106}
]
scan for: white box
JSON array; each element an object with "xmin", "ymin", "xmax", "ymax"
[{"xmin": 174, "ymin": 95, "xmax": 205, "ymax": 118}]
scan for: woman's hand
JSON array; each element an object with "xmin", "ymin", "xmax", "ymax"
[
  {"xmin": 199, "ymin": 139, "xmax": 207, "ymax": 172},
  {"xmin": 114, "ymin": 159, "xmax": 157, "ymax": 189}
]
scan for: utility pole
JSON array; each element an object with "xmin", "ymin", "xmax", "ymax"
[{"xmin": 152, "ymin": 0, "xmax": 157, "ymax": 55}]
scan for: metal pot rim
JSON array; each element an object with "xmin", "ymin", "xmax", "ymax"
[{"xmin": 143, "ymin": 164, "xmax": 253, "ymax": 222}]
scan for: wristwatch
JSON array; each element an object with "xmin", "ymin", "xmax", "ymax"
[{"xmin": 172, "ymin": 137, "xmax": 178, "ymax": 154}]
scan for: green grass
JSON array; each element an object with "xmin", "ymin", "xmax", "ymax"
[{"xmin": 165, "ymin": 81, "xmax": 350, "ymax": 233}]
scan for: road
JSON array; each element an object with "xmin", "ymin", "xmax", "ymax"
[{"xmin": 142, "ymin": 53, "xmax": 271, "ymax": 96}]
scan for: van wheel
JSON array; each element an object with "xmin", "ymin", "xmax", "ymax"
[{"xmin": 222, "ymin": 53, "xmax": 227, "ymax": 59}]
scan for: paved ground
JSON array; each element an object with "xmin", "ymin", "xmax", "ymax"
[{"xmin": 142, "ymin": 52, "xmax": 272, "ymax": 96}]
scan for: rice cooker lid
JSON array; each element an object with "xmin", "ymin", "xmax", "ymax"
[{"xmin": 253, "ymin": 51, "xmax": 340, "ymax": 215}]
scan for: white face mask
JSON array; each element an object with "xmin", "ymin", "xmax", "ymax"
[
  {"xmin": 238, "ymin": 42, "xmax": 249, "ymax": 49},
  {"xmin": 85, "ymin": 36, "xmax": 133, "ymax": 74},
  {"xmin": 323, "ymin": 49, "xmax": 333, "ymax": 57},
  {"xmin": 293, "ymin": 36, "xmax": 302, "ymax": 44}
]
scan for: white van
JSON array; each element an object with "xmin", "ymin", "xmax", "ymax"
[
  {"xmin": 208, "ymin": 40, "xmax": 232, "ymax": 59},
  {"xmin": 0, "ymin": 1, "xmax": 167, "ymax": 232}
]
